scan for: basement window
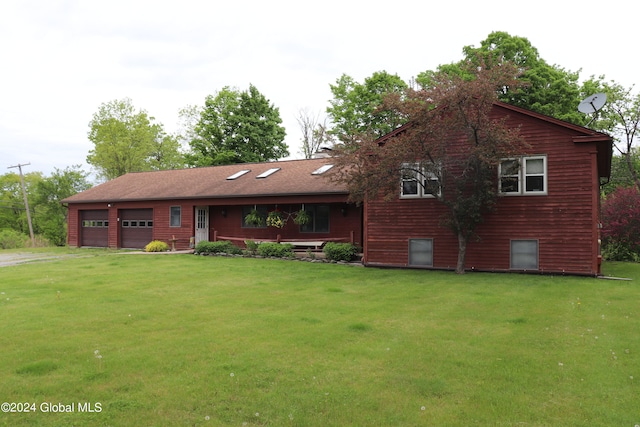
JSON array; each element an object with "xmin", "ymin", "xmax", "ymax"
[
  {"xmin": 311, "ymin": 164, "xmax": 334, "ymax": 175},
  {"xmin": 226, "ymin": 169, "xmax": 251, "ymax": 180},
  {"xmin": 510, "ymin": 240, "xmax": 539, "ymax": 270},
  {"xmin": 408, "ymin": 239, "xmax": 434, "ymax": 267},
  {"xmin": 256, "ymin": 167, "xmax": 281, "ymax": 178}
]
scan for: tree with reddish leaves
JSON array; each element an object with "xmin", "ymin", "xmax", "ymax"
[
  {"xmin": 601, "ymin": 186, "xmax": 640, "ymax": 261},
  {"xmin": 332, "ymin": 57, "xmax": 526, "ymax": 273}
]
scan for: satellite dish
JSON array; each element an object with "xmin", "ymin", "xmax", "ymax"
[{"xmin": 578, "ymin": 92, "xmax": 607, "ymax": 114}]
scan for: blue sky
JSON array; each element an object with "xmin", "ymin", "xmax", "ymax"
[{"xmin": 1, "ymin": 0, "xmax": 637, "ymax": 178}]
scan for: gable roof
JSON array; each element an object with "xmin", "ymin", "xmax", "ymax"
[
  {"xmin": 375, "ymin": 101, "xmax": 613, "ymax": 179},
  {"xmin": 63, "ymin": 158, "xmax": 343, "ymax": 204},
  {"xmin": 496, "ymin": 102, "xmax": 613, "ymax": 180}
]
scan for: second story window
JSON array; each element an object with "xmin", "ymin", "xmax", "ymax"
[
  {"xmin": 499, "ymin": 156, "xmax": 547, "ymax": 195},
  {"xmin": 400, "ymin": 163, "xmax": 440, "ymax": 199}
]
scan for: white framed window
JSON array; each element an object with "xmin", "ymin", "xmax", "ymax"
[
  {"xmin": 409, "ymin": 239, "xmax": 434, "ymax": 267},
  {"xmin": 499, "ymin": 156, "xmax": 547, "ymax": 195},
  {"xmin": 170, "ymin": 206, "xmax": 181, "ymax": 227},
  {"xmin": 400, "ymin": 163, "xmax": 440, "ymax": 199},
  {"xmin": 510, "ymin": 239, "xmax": 539, "ymax": 270}
]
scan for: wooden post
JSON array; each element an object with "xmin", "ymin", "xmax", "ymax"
[{"xmin": 7, "ymin": 163, "xmax": 35, "ymax": 246}]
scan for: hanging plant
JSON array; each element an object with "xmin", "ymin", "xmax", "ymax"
[
  {"xmin": 293, "ymin": 209, "xmax": 311, "ymax": 225},
  {"xmin": 244, "ymin": 209, "xmax": 263, "ymax": 226},
  {"xmin": 266, "ymin": 210, "xmax": 285, "ymax": 228}
]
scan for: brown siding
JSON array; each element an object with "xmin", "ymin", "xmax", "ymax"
[
  {"xmin": 66, "ymin": 196, "xmax": 361, "ymax": 251},
  {"xmin": 211, "ymin": 202, "xmax": 361, "ymax": 246},
  {"xmin": 152, "ymin": 201, "xmax": 195, "ymax": 250},
  {"xmin": 67, "ymin": 204, "xmax": 79, "ymax": 247},
  {"xmin": 364, "ymin": 108, "xmax": 602, "ymax": 275}
]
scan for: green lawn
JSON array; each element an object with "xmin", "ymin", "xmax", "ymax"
[{"xmin": 0, "ymin": 250, "xmax": 638, "ymax": 426}]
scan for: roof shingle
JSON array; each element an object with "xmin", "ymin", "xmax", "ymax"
[{"xmin": 63, "ymin": 158, "xmax": 345, "ymax": 203}]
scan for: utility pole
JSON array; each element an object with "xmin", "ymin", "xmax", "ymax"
[{"xmin": 7, "ymin": 162, "xmax": 35, "ymax": 246}]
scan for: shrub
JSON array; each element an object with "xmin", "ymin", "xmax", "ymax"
[
  {"xmin": 601, "ymin": 187, "xmax": 640, "ymax": 261},
  {"xmin": 323, "ymin": 242, "xmax": 358, "ymax": 262},
  {"xmin": 145, "ymin": 240, "xmax": 170, "ymax": 252},
  {"xmin": 256, "ymin": 242, "xmax": 294, "ymax": 258},
  {"xmin": 602, "ymin": 240, "xmax": 640, "ymax": 262},
  {"xmin": 195, "ymin": 240, "xmax": 242, "ymax": 255},
  {"xmin": 31, "ymin": 235, "xmax": 52, "ymax": 248},
  {"xmin": 244, "ymin": 240, "xmax": 259, "ymax": 255},
  {"xmin": 0, "ymin": 229, "xmax": 28, "ymax": 249}
]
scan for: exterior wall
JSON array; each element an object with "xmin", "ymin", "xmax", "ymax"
[
  {"xmin": 66, "ymin": 195, "xmax": 361, "ymax": 251},
  {"xmin": 66, "ymin": 204, "xmax": 79, "ymax": 247},
  {"xmin": 66, "ymin": 200, "xmax": 196, "ymax": 250},
  {"xmin": 149, "ymin": 201, "xmax": 195, "ymax": 250},
  {"xmin": 364, "ymin": 111, "xmax": 602, "ymax": 275},
  {"xmin": 210, "ymin": 202, "xmax": 362, "ymax": 247}
]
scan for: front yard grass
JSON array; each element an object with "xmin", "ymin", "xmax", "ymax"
[{"xmin": 0, "ymin": 251, "xmax": 638, "ymax": 426}]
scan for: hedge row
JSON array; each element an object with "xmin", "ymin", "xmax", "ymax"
[{"xmin": 193, "ymin": 240, "xmax": 359, "ymax": 262}]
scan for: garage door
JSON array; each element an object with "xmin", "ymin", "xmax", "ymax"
[
  {"xmin": 80, "ymin": 210, "xmax": 109, "ymax": 247},
  {"xmin": 120, "ymin": 209, "xmax": 153, "ymax": 249}
]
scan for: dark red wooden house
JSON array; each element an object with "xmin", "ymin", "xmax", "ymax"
[
  {"xmin": 62, "ymin": 158, "xmax": 362, "ymax": 251},
  {"xmin": 63, "ymin": 102, "xmax": 612, "ymax": 275},
  {"xmin": 361, "ymin": 101, "xmax": 613, "ymax": 275}
]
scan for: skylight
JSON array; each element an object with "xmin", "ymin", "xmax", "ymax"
[
  {"xmin": 226, "ymin": 169, "xmax": 251, "ymax": 180},
  {"xmin": 256, "ymin": 167, "xmax": 281, "ymax": 178},
  {"xmin": 311, "ymin": 164, "xmax": 334, "ymax": 175}
]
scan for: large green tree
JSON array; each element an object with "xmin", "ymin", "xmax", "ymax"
[
  {"xmin": 0, "ymin": 171, "xmax": 42, "ymax": 237},
  {"xmin": 332, "ymin": 58, "xmax": 525, "ymax": 273},
  {"xmin": 87, "ymin": 98, "xmax": 183, "ymax": 180},
  {"xmin": 33, "ymin": 166, "xmax": 91, "ymax": 246},
  {"xmin": 605, "ymin": 151, "xmax": 640, "ymax": 194},
  {"xmin": 580, "ymin": 76, "xmax": 640, "ymax": 191},
  {"xmin": 417, "ymin": 31, "xmax": 584, "ymax": 124},
  {"xmin": 186, "ymin": 85, "xmax": 288, "ymax": 166},
  {"xmin": 327, "ymin": 71, "xmax": 408, "ymax": 143},
  {"xmin": 1, "ymin": 167, "xmax": 91, "ymax": 246}
]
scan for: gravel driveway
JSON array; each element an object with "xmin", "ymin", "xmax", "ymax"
[{"xmin": 0, "ymin": 252, "xmax": 78, "ymax": 267}]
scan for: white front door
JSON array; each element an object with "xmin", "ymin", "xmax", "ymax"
[{"xmin": 195, "ymin": 206, "xmax": 209, "ymax": 244}]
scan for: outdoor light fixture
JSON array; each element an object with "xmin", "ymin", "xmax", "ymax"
[{"xmin": 221, "ymin": 208, "xmax": 227, "ymax": 217}]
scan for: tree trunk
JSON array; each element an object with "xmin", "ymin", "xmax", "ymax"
[
  {"xmin": 625, "ymin": 152, "xmax": 640, "ymax": 191},
  {"xmin": 456, "ymin": 232, "xmax": 468, "ymax": 274}
]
